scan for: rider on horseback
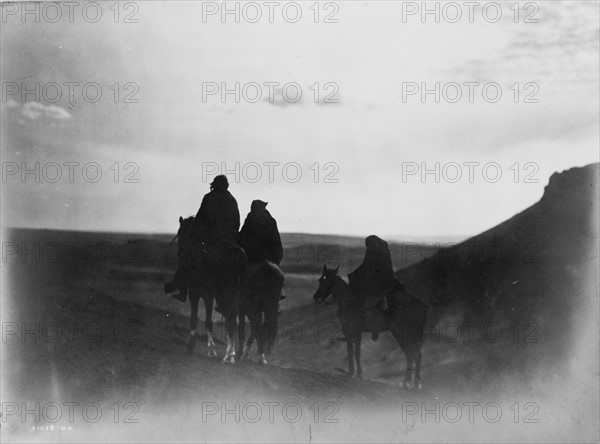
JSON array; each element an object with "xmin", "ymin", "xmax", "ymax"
[
  {"xmin": 195, "ymin": 175, "xmax": 240, "ymax": 248},
  {"xmin": 348, "ymin": 235, "xmax": 402, "ymax": 340},
  {"xmin": 165, "ymin": 175, "xmax": 240, "ymax": 303},
  {"xmin": 237, "ymin": 200, "xmax": 283, "ymax": 265},
  {"xmin": 238, "ymin": 200, "xmax": 286, "ymax": 309}
]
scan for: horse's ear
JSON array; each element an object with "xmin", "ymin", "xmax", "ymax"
[
  {"xmin": 323, "ymin": 264, "xmax": 327, "ymax": 273},
  {"xmin": 334, "ymin": 266, "xmax": 340, "ymax": 273},
  {"xmin": 179, "ymin": 216, "xmax": 183, "ymax": 224}
]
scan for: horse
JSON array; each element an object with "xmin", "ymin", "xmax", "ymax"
[
  {"xmin": 172, "ymin": 216, "xmax": 247, "ymax": 363},
  {"xmin": 313, "ymin": 265, "xmax": 427, "ymax": 389},
  {"xmin": 237, "ymin": 260, "xmax": 285, "ymax": 365}
]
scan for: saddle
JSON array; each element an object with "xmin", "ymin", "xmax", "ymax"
[
  {"xmin": 363, "ymin": 281, "xmax": 408, "ymax": 334},
  {"xmin": 365, "ymin": 280, "xmax": 406, "ymax": 310}
]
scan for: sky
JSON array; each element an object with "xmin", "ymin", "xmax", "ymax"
[{"xmin": 1, "ymin": 1, "xmax": 599, "ymax": 237}]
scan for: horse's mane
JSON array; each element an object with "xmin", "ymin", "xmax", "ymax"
[
  {"xmin": 331, "ymin": 274, "xmax": 351, "ymax": 299},
  {"xmin": 178, "ymin": 216, "xmax": 196, "ymax": 233},
  {"xmin": 174, "ymin": 216, "xmax": 197, "ymax": 250},
  {"xmin": 333, "ymin": 274, "xmax": 349, "ymax": 287}
]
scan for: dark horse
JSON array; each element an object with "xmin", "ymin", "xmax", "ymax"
[
  {"xmin": 173, "ymin": 217, "xmax": 283, "ymax": 364},
  {"xmin": 238, "ymin": 260, "xmax": 285, "ymax": 365},
  {"xmin": 173, "ymin": 216, "xmax": 247, "ymax": 363},
  {"xmin": 313, "ymin": 265, "xmax": 427, "ymax": 389}
]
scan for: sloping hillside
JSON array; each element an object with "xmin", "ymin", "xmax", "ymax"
[{"xmin": 397, "ymin": 163, "xmax": 599, "ymax": 372}]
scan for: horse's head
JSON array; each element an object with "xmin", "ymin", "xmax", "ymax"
[
  {"xmin": 175, "ymin": 216, "xmax": 196, "ymax": 256},
  {"xmin": 313, "ymin": 264, "xmax": 339, "ymax": 304}
]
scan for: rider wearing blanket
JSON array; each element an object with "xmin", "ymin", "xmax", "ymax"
[
  {"xmin": 237, "ymin": 200, "xmax": 286, "ymax": 309},
  {"xmin": 195, "ymin": 175, "xmax": 240, "ymax": 248},
  {"xmin": 237, "ymin": 200, "xmax": 283, "ymax": 266},
  {"xmin": 348, "ymin": 235, "xmax": 402, "ymax": 340},
  {"xmin": 165, "ymin": 175, "xmax": 240, "ymax": 303}
]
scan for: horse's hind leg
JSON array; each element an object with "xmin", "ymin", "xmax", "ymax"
[
  {"xmin": 237, "ymin": 312, "xmax": 245, "ymax": 358},
  {"xmin": 247, "ymin": 308, "xmax": 265, "ymax": 365},
  {"xmin": 354, "ymin": 334, "xmax": 362, "ymax": 379},
  {"xmin": 255, "ymin": 303, "xmax": 278, "ymax": 365},
  {"xmin": 204, "ymin": 295, "xmax": 217, "ymax": 357},
  {"xmin": 391, "ymin": 326, "xmax": 416, "ymax": 389},
  {"xmin": 227, "ymin": 277, "xmax": 245, "ymax": 364},
  {"xmin": 187, "ymin": 290, "xmax": 199, "ymax": 354},
  {"xmin": 239, "ymin": 311, "xmax": 254, "ymax": 360},
  {"xmin": 413, "ymin": 346, "xmax": 423, "ymax": 390},
  {"xmin": 242, "ymin": 328, "xmax": 255, "ymax": 361},
  {"xmin": 262, "ymin": 303, "xmax": 278, "ymax": 356},
  {"xmin": 401, "ymin": 347, "xmax": 415, "ymax": 389},
  {"xmin": 346, "ymin": 339, "xmax": 355, "ymax": 376}
]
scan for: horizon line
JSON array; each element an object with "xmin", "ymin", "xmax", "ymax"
[{"xmin": 1, "ymin": 226, "xmax": 470, "ymax": 243}]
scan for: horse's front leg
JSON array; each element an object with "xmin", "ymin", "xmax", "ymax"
[
  {"xmin": 242, "ymin": 320, "xmax": 256, "ymax": 361},
  {"xmin": 223, "ymin": 313, "xmax": 237, "ymax": 364},
  {"xmin": 245, "ymin": 305, "xmax": 264, "ymax": 364},
  {"xmin": 354, "ymin": 333, "xmax": 362, "ymax": 379},
  {"xmin": 222, "ymin": 275, "xmax": 243, "ymax": 364},
  {"xmin": 204, "ymin": 295, "xmax": 217, "ymax": 357},
  {"xmin": 238, "ymin": 310, "xmax": 247, "ymax": 358},
  {"xmin": 187, "ymin": 289, "xmax": 199, "ymax": 354}
]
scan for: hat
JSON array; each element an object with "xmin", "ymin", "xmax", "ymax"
[
  {"xmin": 251, "ymin": 200, "xmax": 268, "ymax": 211},
  {"xmin": 210, "ymin": 175, "xmax": 229, "ymax": 190},
  {"xmin": 365, "ymin": 235, "xmax": 387, "ymax": 249}
]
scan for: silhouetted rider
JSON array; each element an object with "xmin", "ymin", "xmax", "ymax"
[
  {"xmin": 238, "ymin": 200, "xmax": 283, "ymax": 265},
  {"xmin": 165, "ymin": 175, "xmax": 240, "ymax": 303},
  {"xmin": 195, "ymin": 175, "xmax": 240, "ymax": 247},
  {"xmin": 238, "ymin": 200, "xmax": 286, "ymax": 311},
  {"xmin": 348, "ymin": 235, "xmax": 399, "ymax": 340},
  {"xmin": 349, "ymin": 235, "xmax": 396, "ymax": 294}
]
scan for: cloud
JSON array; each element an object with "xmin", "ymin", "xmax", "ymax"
[
  {"xmin": 443, "ymin": 2, "xmax": 599, "ymax": 89},
  {"xmin": 4, "ymin": 100, "xmax": 71, "ymax": 121},
  {"xmin": 4, "ymin": 99, "xmax": 20, "ymax": 110}
]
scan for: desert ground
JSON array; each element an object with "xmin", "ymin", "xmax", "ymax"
[{"xmin": 2, "ymin": 164, "xmax": 599, "ymax": 443}]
